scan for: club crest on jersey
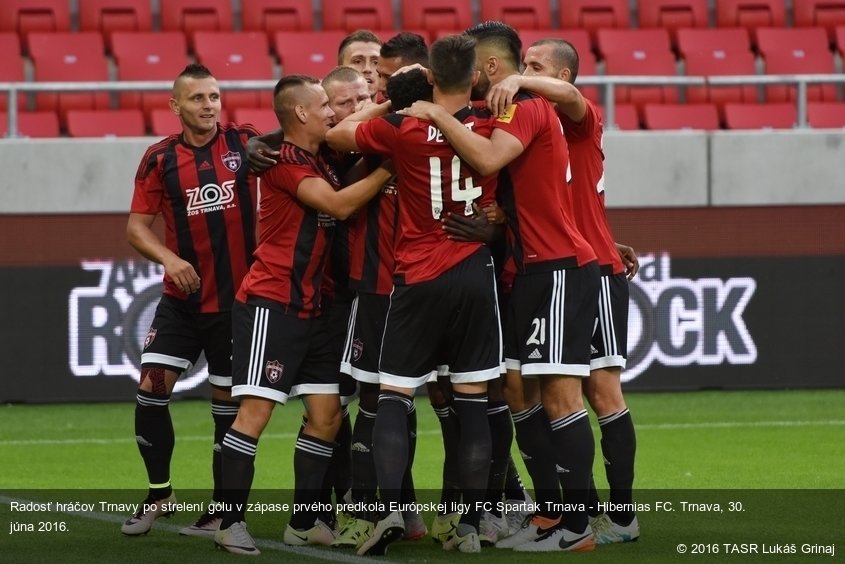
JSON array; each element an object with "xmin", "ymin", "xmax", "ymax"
[
  {"xmin": 265, "ymin": 360, "xmax": 284, "ymax": 383},
  {"xmin": 143, "ymin": 328, "xmax": 157, "ymax": 349},
  {"xmin": 352, "ymin": 338, "xmax": 364, "ymax": 362},
  {"xmin": 221, "ymin": 151, "xmax": 242, "ymax": 172},
  {"xmin": 497, "ymin": 104, "xmax": 517, "ymax": 123}
]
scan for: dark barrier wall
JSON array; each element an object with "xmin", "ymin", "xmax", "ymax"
[{"xmin": 1, "ymin": 207, "xmax": 843, "ymax": 402}]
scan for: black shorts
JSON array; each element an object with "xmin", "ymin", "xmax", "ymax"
[
  {"xmin": 504, "ymin": 262, "xmax": 600, "ymax": 377},
  {"xmin": 322, "ymin": 288, "xmax": 358, "ymax": 404},
  {"xmin": 591, "ymin": 272, "xmax": 629, "ymax": 370},
  {"xmin": 340, "ymin": 292, "xmax": 390, "ymax": 385},
  {"xmin": 379, "ymin": 247, "xmax": 503, "ymax": 388},
  {"xmin": 231, "ymin": 297, "xmax": 338, "ymax": 404},
  {"xmin": 141, "ymin": 294, "xmax": 232, "ymax": 387}
]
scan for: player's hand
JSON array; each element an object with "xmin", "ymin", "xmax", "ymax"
[
  {"xmin": 486, "ymin": 75, "xmax": 522, "ymax": 117},
  {"xmin": 482, "ymin": 203, "xmax": 507, "ymax": 225},
  {"xmin": 163, "ymin": 256, "xmax": 201, "ymax": 294},
  {"xmin": 616, "ymin": 242, "xmax": 639, "ymax": 280},
  {"xmin": 397, "ymin": 100, "xmax": 440, "ymax": 121},
  {"xmin": 247, "ymin": 136, "xmax": 280, "ymax": 173},
  {"xmin": 442, "ymin": 203, "xmax": 497, "ymax": 243}
]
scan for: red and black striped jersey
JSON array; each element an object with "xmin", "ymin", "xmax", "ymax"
[
  {"xmin": 355, "ymin": 107, "xmax": 497, "ymax": 285},
  {"xmin": 131, "ymin": 122, "xmax": 259, "ymax": 313},
  {"xmin": 493, "ymin": 91, "xmax": 596, "ymax": 273},
  {"xmin": 558, "ymin": 100, "xmax": 624, "ymax": 274},
  {"xmin": 236, "ymin": 142, "xmax": 340, "ymax": 318}
]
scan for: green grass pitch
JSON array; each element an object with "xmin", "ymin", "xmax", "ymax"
[{"xmin": 1, "ymin": 389, "xmax": 843, "ymax": 562}]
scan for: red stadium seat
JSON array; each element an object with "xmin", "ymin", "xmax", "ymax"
[
  {"xmin": 274, "ymin": 31, "xmax": 349, "ymax": 78},
  {"xmin": 716, "ymin": 0, "xmax": 786, "ymax": 45},
  {"xmin": 150, "ymin": 108, "xmax": 230, "ymax": 137},
  {"xmin": 0, "ymin": 33, "xmax": 25, "ymax": 111},
  {"xmin": 518, "ymin": 29, "xmax": 599, "ymax": 102},
  {"xmin": 597, "ymin": 29, "xmax": 679, "ymax": 110},
  {"xmin": 0, "ymin": 110, "xmax": 60, "ymax": 138},
  {"xmin": 643, "ymin": 103, "xmax": 720, "ymax": 130},
  {"xmin": 599, "ymin": 104, "xmax": 640, "ymax": 130},
  {"xmin": 233, "ymin": 107, "xmax": 279, "ymax": 133},
  {"xmin": 560, "ymin": 0, "xmax": 630, "ymax": 46},
  {"xmin": 322, "ymin": 0, "xmax": 394, "ymax": 31},
  {"xmin": 401, "ymin": 0, "xmax": 473, "ymax": 38},
  {"xmin": 29, "ymin": 32, "xmax": 110, "ymax": 124},
  {"xmin": 756, "ymin": 27, "xmax": 836, "ymax": 103},
  {"xmin": 807, "ymin": 102, "xmax": 845, "ymax": 127},
  {"xmin": 66, "ymin": 109, "xmax": 147, "ymax": 137},
  {"xmin": 723, "ymin": 102, "xmax": 795, "ymax": 129},
  {"xmin": 112, "ymin": 32, "xmax": 190, "ymax": 123},
  {"xmin": 638, "ymin": 0, "xmax": 709, "ymax": 45},
  {"xmin": 0, "ymin": 0, "xmax": 71, "ymax": 52},
  {"xmin": 480, "ymin": 0, "xmax": 552, "ymax": 30},
  {"xmin": 793, "ymin": 0, "xmax": 845, "ymax": 44},
  {"xmin": 241, "ymin": 0, "xmax": 314, "ymax": 37},
  {"xmin": 78, "ymin": 0, "xmax": 152, "ymax": 50},
  {"xmin": 194, "ymin": 32, "xmax": 274, "ymax": 109},
  {"xmin": 159, "ymin": 0, "xmax": 233, "ymax": 46},
  {"xmin": 677, "ymin": 28, "xmax": 757, "ymax": 110},
  {"xmin": 838, "ymin": 25, "xmax": 845, "ymax": 55}
]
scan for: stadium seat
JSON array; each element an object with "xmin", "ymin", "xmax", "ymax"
[
  {"xmin": 241, "ymin": 0, "xmax": 314, "ymax": 37},
  {"xmin": 150, "ymin": 108, "xmax": 230, "ymax": 137},
  {"xmin": 194, "ymin": 32, "xmax": 274, "ymax": 109},
  {"xmin": 793, "ymin": 0, "xmax": 845, "ymax": 44},
  {"xmin": 723, "ymin": 102, "xmax": 796, "ymax": 129},
  {"xmin": 597, "ymin": 29, "xmax": 679, "ymax": 110},
  {"xmin": 480, "ymin": 0, "xmax": 552, "ymax": 30},
  {"xmin": 716, "ymin": 0, "xmax": 786, "ymax": 45},
  {"xmin": 643, "ymin": 103, "xmax": 720, "ymax": 130},
  {"xmin": 638, "ymin": 0, "xmax": 709, "ymax": 45},
  {"xmin": 837, "ymin": 25, "xmax": 845, "ymax": 55},
  {"xmin": 66, "ymin": 109, "xmax": 147, "ymax": 137},
  {"xmin": 233, "ymin": 108, "xmax": 279, "ymax": 134},
  {"xmin": 112, "ymin": 32, "xmax": 190, "ymax": 124},
  {"xmin": 0, "ymin": 110, "xmax": 60, "ymax": 138},
  {"xmin": 159, "ymin": 0, "xmax": 233, "ymax": 46},
  {"xmin": 0, "ymin": 33, "xmax": 25, "ymax": 111},
  {"xmin": 274, "ymin": 31, "xmax": 349, "ymax": 78},
  {"xmin": 0, "ymin": 0, "xmax": 71, "ymax": 52},
  {"xmin": 401, "ymin": 0, "xmax": 473, "ymax": 38},
  {"xmin": 518, "ymin": 29, "xmax": 599, "ymax": 102},
  {"xmin": 599, "ymin": 103, "xmax": 641, "ymax": 130},
  {"xmin": 560, "ymin": 0, "xmax": 630, "ymax": 46},
  {"xmin": 807, "ymin": 101, "xmax": 845, "ymax": 127},
  {"xmin": 756, "ymin": 27, "xmax": 836, "ymax": 103},
  {"xmin": 677, "ymin": 28, "xmax": 757, "ymax": 110},
  {"xmin": 28, "ymin": 32, "xmax": 110, "ymax": 124},
  {"xmin": 78, "ymin": 0, "xmax": 153, "ymax": 50},
  {"xmin": 322, "ymin": 0, "xmax": 394, "ymax": 31}
]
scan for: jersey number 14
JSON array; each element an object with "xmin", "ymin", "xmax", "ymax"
[{"xmin": 429, "ymin": 155, "xmax": 482, "ymax": 219}]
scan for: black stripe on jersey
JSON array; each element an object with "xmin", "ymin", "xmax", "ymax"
[
  {"xmin": 289, "ymin": 207, "xmax": 320, "ymax": 314},
  {"xmin": 223, "ymin": 127, "xmax": 257, "ymax": 272},
  {"xmin": 360, "ymin": 192, "xmax": 382, "ymax": 289},
  {"xmin": 162, "ymin": 142, "xmax": 201, "ymax": 310},
  {"xmin": 135, "ymin": 136, "xmax": 176, "ymax": 182},
  {"xmin": 383, "ymin": 113, "xmax": 405, "ymax": 128},
  {"xmin": 496, "ymin": 164, "xmax": 524, "ymax": 271}
]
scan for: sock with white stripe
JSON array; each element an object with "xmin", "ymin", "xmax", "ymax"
[
  {"xmin": 373, "ymin": 391, "xmax": 413, "ymax": 508},
  {"xmin": 350, "ymin": 405, "xmax": 378, "ymax": 517},
  {"xmin": 598, "ymin": 409, "xmax": 636, "ymax": 525},
  {"xmin": 219, "ymin": 429, "xmax": 257, "ymax": 529},
  {"xmin": 291, "ymin": 433, "xmax": 335, "ymax": 530},
  {"xmin": 512, "ymin": 404, "xmax": 561, "ymax": 519},
  {"xmin": 452, "ymin": 391, "xmax": 491, "ymax": 531},
  {"xmin": 211, "ymin": 399, "xmax": 239, "ymax": 503},
  {"xmin": 485, "ymin": 401, "xmax": 513, "ymax": 516},
  {"xmin": 504, "ymin": 455, "xmax": 529, "ymax": 501},
  {"xmin": 431, "ymin": 400, "xmax": 461, "ymax": 510},
  {"xmin": 401, "ymin": 403, "xmax": 418, "ymax": 504},
  {"xmin": 331, "ymin": 407, "xmax": 352, "ymax": 502},
  {"xmin": 549, "ymin": 410, "xmax": 595, "ymax": 533},
  {"xmin": 135, "ymin": 390, "xmax": 173, "ymax": 500}
]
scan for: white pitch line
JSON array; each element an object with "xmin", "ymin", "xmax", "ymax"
[
  {"xmin": 0, "ymin": 495, "xmax": 384, "ymax": 563},
  {"xmin": 3, "ymin": 420, "xmax": 845, "ymax": 446}
]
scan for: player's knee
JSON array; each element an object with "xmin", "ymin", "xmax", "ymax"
[
  {"xmin": 138, "ymin": 366, "xmax": 176, "ymax": 396},
  {"xmin": 584, "ymin": 376, "xmax": 626, "ymax": 416}
]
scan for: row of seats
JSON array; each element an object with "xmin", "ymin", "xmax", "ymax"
[
  {"xmin": 3, "ymin": 0, "xmax": 845, "ymax": 47},
  {"xmin": 4, "ymin": 102, "xmax": 845, "ymax": 138}
]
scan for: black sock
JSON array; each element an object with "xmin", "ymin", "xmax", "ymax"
[
  {"xmin": 512, "ymin": 403, "xmax": 561, "ymax": 519},
  {"xmin": 588, "ymin": 475, "xmax": 601, "ymax": 518},
  {"xmin": 219, "ymin": 429, "xmax": 257, "ymax": 529},
  {"xmin": 452, "ymin": 391, "xmax": 491, "ymax": 530},
  {"xmin": 351, "ymin": 406, "xmax": 378, "ymax": 512},
  {"xmin": 485, "ymin": 401, "xmax": 513, "ymax": 516},
  {"xmin": 504, "ymin": 455, "xmax": 529, "ymax": 501},
  {"xmin": 135, "ymin": 390, "xmax": 174, "ymax": 499},
  {"xmin": 549, "ymin": 410, "xmax": 595, "ymax": 533},
  {"xmin": 291, "ymin": 433, "xmax": 335, "ymax": 529},
  {"xmin": 332, "ymin": 406, "xmax": 352, "ymax": 502},
  {"xmin": 373, "ymin": 391, "xmax": 413, "ymax": 508},
  {"xmin": 431, "ymin": 400, "xmax": 461, "ymax": 510},
  {"xmin": 598, "ymin": 409, "xmax": 636, "ymax": 524},
  {"xmin": 401, "ymin": 404, "xmax": 418, "ymax": 504},
  {"xmin": 211, "ymin": 399, "xmax": 239, "ymax": 503}
]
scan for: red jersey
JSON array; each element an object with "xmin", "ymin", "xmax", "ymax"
[
  {"xmin": 236, "ymin": 142, "xmax": 340, "ymax": 317},
  {"xmin": 558, "ymin": 100, "xmax": 624, "ymax": 274},
  {"xmin": 493, "ymin": 91, "xmax": 596, "ymax": 273},
  {"xmin": 355, "ymin": 108, "xmax": 497, "ymax": 285},
  {"xmin": 131, "ymin": 123, "xmax": 259, "ymax": 313}
]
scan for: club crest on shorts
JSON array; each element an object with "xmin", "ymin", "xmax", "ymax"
[
  {"xmin": 352, "ymin": 338, "xmax": 364, "ymax": 362},
  {"xmin": 143, "ymin": 328, "xmax": 157, "ymax": 349},
  {"xmin": 265, "ymin": 360, "xmax": 284, "ymax": 383},
  {"xmin": 221, "ymin": 151, "xmax": 242, "ymax": 172}
]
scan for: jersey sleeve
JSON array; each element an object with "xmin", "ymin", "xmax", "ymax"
[
  {"xmin": 491, "ymin": 96, "xmax": 546, "ymax": 149},
  {"xmin": 559, "ymin": 100, "xmax": 600, "ymax": 143},
  {"xmin": 262, "ymin": 161, "xmax": 324, "ymax": 196},
  {"xmin": 355, "ymin": 116, "xmax": 399, "ymax": 157},
  {"xmin": 130, "ymin": 148, "xmax": 163, "ymax": 214}
]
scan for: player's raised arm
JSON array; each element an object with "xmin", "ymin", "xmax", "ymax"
[
  {"xmin": 295, "ymin": 163, "xmax": 393, "ymax": 220},
  {"xmin": 325, "ymin": 100, "xmax": 391, "ymax": 153},
  {"xmin": 487, "ymin": 74, "xmax": 586, "ymax": 123}
]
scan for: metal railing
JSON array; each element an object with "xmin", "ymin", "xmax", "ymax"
[{"xmin": 2, "ymin": 74, "xmax": 845, "ymax": 136}]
